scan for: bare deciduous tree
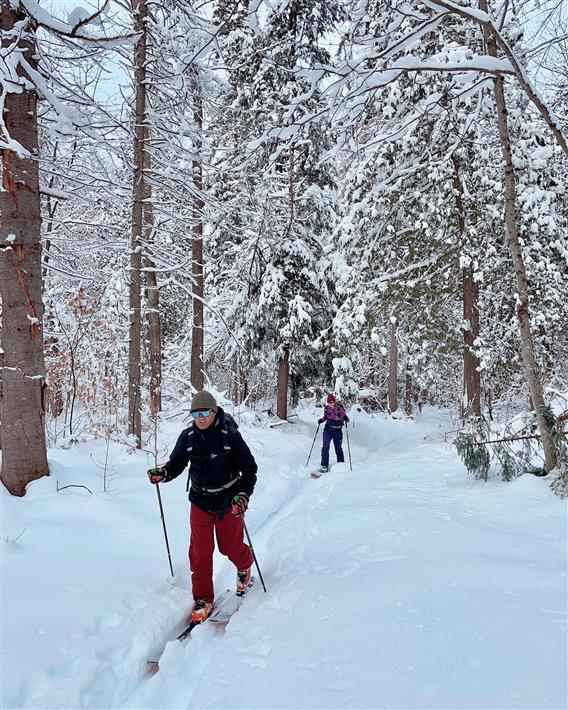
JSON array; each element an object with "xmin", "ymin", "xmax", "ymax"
[
  {"xmin": 191, "ymin": 83, "xmax": 205, "ymax": 392},
  {"xmin": 480, "ymin": 0, "xmax": 557, "ymax": 471},
  {"xmin": 128, "ymin": 0, "xmax": 150, "ymax": 446}
]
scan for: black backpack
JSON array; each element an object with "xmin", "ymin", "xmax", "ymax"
[
  {"xmin": 184, "ymin": 410, "xmax": 240, "ymax": 492},
  {"xmin": 224, "ymin": 412, "xmax": 239, "ymax": 430}
]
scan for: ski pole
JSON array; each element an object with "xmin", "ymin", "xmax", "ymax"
[
  {"xmin": 305, "ymin": 423, "xmax": 320, "ymax": 467},
  {"xmin": 242, "ymin": 517, "xmax": 267, "ymax": 593},
  {"xmin": 155, "ymin": 483, "xmax": 174, "ymax": 577},
  {"xmin": 345, "ymin": 423, "xmax": 352, "ymax": 471}
]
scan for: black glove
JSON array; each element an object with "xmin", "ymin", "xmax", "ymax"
[
  {"xmin": 344, "ymin": 415, "xmax": 349, "ymax": 423},
  {"xmin": 147, "ymin": 466, "xmax": 166, "ymax": 484},
  {"xmin": 231, "ymin": 493, "xmax": 249, "ymax": 516},
  {"xmin": 318, "ymin": 418, "xmax": 325, "ymax": 424}
]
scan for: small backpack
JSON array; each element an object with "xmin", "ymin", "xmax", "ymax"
[
  {"xmin": 184, "ymin": 410, "xmax": 240, "ymax": 492},
  {"xmin": 224, "ymin": 412, "xmax": 239, "ymax": 431}
]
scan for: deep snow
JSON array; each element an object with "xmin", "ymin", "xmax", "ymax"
[{"xmin": 1, "ymin": 404, "xmax": 566, "ymax": 709}]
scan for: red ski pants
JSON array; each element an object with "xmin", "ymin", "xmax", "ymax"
[{"xmin": 189, "ymin": 504, "xmax": 253, "ymax": 603}]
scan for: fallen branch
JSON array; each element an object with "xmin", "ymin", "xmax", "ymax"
[
  {"xmin": 476, "ymin": 431, "xmax": 567, "ymax": 446},
  {"xmin": 56, "ymin": 482, "xmax": 93, "ymax": 494}
]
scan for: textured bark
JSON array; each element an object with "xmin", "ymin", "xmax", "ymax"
[
  {"xmin": 128, "ymin": 0, "xmax": 148, "ymax": 446},
  {"xmin": 0, "ymin": 2, "xmax": 49, "ymax": 495},
  {"xmin": 144, "ymin": 260, "xmax": 161, "ymax": 417},
  {"xmin": 233, "ymin": 355, "xmax": 247, "ymax": 405},
  {"xmin": 276, "ymin": 348, "xmax": 289, "ymax": 420},
  {"xmin": 143, "ymin": 166, "xmax": 161, "ymax": 417},
  {"xmin": 388, "ymin": 320, "xmax": 398, "ymax": 413},
  {"xmin": 462, "ymin": 264, "xmax": 481, "ymax": 415},
  {"xmin": 43, "ymin": 151, "xmax": 64, "ymax": 417},
  {"xmin": 191, "ymin": 85, "xmax": 205, "ymax": 392},
  {"xmin": 405, "ymin": 364, "xmax": 412, "ymax": 416},
  {"xmin": 480, "ymin": 0, "xmax": 557, "ymax": 471},
  {"xmin": 452, "ymin": 155, "xmax": 481, "ymax": 417}
]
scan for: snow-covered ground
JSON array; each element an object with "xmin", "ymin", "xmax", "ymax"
[{"xmin": 2, "ymin": 405, "xmax": 566, "ymax": 709}]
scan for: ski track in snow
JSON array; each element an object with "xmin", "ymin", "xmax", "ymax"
[{"xmin": 2, "ymin": 407, "xmax": 567, "ymax": 709}]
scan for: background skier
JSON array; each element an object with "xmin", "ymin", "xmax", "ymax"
[{"xmin": 317, "ymin": 393, "xmax": 349, "ymax": 474}]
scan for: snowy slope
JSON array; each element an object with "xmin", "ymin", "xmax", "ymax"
[{"xmin": 1, "ymin": 406, "xmax": 566, "ymax": 709}]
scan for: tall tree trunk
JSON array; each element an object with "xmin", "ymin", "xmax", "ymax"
[
  {"xmin": 480, "ymin": 0, "xmax": 557, "ymax": 471},
  {"xmin": 462, "ymin": 265, "xmax": 481, "ymax": 415},
  {"xmin": 0, "ymin": 2, "xmax": 49, "ymax": 496},
  {"xmin": 43, "ymin": 165, "xmax": 64, "ymax": 418},
  {"xmin": 144, "ymin": 250, "xmax": 161, "ymax": 417},
  {"xmin": 453, "ymin": 155, "xmax": 481, "ymax": 417},
  {"xmin": 233, "ymin": 355, "xmax": 246, "ymax": 405},
  {"xmin": 143, "ymin": 145, "xmax": 161, "ymax": 417},
  {"xmin": 276, "ymin": 347, "xmax": 289, "ymax": 420},
  {"xmin": 405, "ymin": 363, "xmax": 412, "ymax": 416},
  {"xmin": 191, "ymin": 85, "xmax": 204, "ymax": 391},
  {"xmin": 388, "ymin": 319, "xmax": 398, "ymax": 413},
  {"xmin": 128, "ymin": 0, "xmax": 148, "ymax": 446}
]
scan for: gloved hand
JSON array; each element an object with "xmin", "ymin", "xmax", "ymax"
[
  {"xmin": 318, "ymin": 418, "xmax": 325, "ymax": 424},
  {"xmin": 231, "ymin": 493, "xmax": 249, "ymax": 516},
  {"xmin": 147, "ymin": 466, "xmax": 166, "ymax": 484},
  {"xmin": 344, "ymin": 415, "xmax": 350, "ymax": 423}
]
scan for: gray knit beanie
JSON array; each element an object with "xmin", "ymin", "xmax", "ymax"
[{"xmin": 190, "ymin": 390, "xmax": 217, "ymax": 412}]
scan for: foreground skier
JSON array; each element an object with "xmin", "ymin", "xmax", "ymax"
[{"xmin": 147, "ymin": 390, "xmax": 257, "ymax": 623}]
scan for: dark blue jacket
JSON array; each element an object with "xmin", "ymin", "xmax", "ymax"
[{"xmin": 162, "ymin": 407, "xmax": 257, "ymax": 513}]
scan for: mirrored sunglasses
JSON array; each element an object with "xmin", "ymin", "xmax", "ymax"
[{"xmin": 191, "ymin": 409, "xmax": 212, "ymax": 419}]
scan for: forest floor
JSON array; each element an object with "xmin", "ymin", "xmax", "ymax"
[{"xmin": 2, "ymin": 404, "xmax": 566, "ymax": 709}]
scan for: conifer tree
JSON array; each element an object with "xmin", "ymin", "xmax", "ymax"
[{"xmin": 209, "ymin": 0, "xmax": 344, "ymax": 415}]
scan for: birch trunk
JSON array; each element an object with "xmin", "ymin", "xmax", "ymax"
[
  {"xmin": 43, "ymin": 164, "xmax": 64, "ymax": 418},
  {"xmin": 144, "ymin": 243, "xmax": 161, "ymax": 417},
  {"xmin": 233, "ymin": 356, "xmax": 246, "ymax": 405},
  {"xmin": 143, "ymin": 142, "xmax": 161, "ymax": 417},
  {"xmin": 0, "ymin": 1, "xmax": 49, "ymax": 495},
  {"xmin": 480, "ymin": 0, "xmax": 557, "ymax": 471}
]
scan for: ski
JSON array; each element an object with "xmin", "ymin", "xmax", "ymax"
[
  {"xmin": 146, "ymin": 588, "xmax": 233, "ymax": 676},
  {"xmin": 146, "ymin": 580, "xmax": 255, "ymax": 675},
  {"xmin": 310, "ymin": 466, "xmax": 330, "ymax": 478},
  {"xmin": 209, "ymin": 576, "xmax": 255, "ymax": 624},
  {"xmin": 176, "ymin": 587, "xmax": 233, "ymax": 641}
]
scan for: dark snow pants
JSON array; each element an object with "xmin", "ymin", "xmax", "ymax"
[
  {"xmin": 321, "ymin": 425, "xmax": 344, "ymax": 467},
  {"xmin": 189, "ymin": 504, "xmax": 253, "ymax": 603}
]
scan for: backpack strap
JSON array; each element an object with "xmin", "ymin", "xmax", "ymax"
[
  {"xmin": 186, "ymin": 422, "xmax": 194, "ymax": 451},
  {"xmin": 185, "ymin": 423, "xmax": 194, "ymax": 492},
  {"xmin": 220, "ymin": 425, "xmax": 232, "ymax": 452}
]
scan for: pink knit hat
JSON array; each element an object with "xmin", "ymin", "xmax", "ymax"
[{"xmin": 327, "ymin": 393, "xmax": 336, "ymax": 404}]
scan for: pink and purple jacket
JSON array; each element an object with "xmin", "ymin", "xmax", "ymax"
[{"xmin": 320, "ymin": 403, "xmax": 346, "ymax": 427}]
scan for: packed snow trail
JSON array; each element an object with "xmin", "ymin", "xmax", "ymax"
[
  {"xmin": 2, "ymin": 407, "xmax": 566, "ymax": 709},
  {"xmin": 128, "ymin": 409, "xmax": 566, "ymax": 710}
]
